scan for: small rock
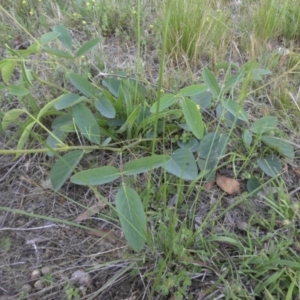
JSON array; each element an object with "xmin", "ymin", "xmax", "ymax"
[
  {"xmin": 236, "ymin": 222, "xmax": 248, "ymax": 231},
  {"xmin": 31, "ymin": 270, "xmax": 41, "ymax": 281},
  {"xmin": 71, "ymin": 270, "xmax": 91, "ymax": 287},
  {"xmin": 34, "ymin": 279, "xmax": 44, "ymax": 290},
  {"xmin": 21, "ymin": 283, "xmax": 32, "ymax": 293},
  {"xmin": 41, "ymin": 266, "xmax": 51, "ymax": 275}
]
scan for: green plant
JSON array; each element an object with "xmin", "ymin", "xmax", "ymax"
[
  {"xmin": 0, "ymin": 25, "xmax": 295, "ymax": 252},
  {"xmin": 0, "ymin": 236, "xmax": 11, "ymax": 253},
  {"xmin": 251, "ymin": 0, "xmax": 300, "ymax": 42},
  {"xmin": 64, "ymin": 285, "xmax": 80, "ymax": 300}
]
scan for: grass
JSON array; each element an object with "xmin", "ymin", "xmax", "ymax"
[
  {"xmin": 164, "ymin": 0, "xmax": 231, "ymax": 67},
  {"xmin": 0, "ymin": 0, "xmax": 300, "ymax": 299}
]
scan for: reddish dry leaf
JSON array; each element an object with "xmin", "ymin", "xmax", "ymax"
[
  {"xmin": 75, "ymin": 204, "xmax": 102, "ymax": 222},
  {"xmin": 216, "ymin": 174, "xmax": 240, "ymax": 194},
  {"xmin": 204, "ymin": 180, "xmax": 215, "ymax": 190}
]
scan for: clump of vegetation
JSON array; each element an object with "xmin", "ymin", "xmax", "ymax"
[{"xmin": 163, "ymin": 0, "xmax": 231, "ymax": 65}]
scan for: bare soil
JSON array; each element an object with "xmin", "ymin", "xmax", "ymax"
[{"xmin": 0, "ymin": 143, "xmax": 147, "ymax": 299}]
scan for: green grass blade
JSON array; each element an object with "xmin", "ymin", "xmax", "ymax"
[{"xmin": 254, "ymin": 270, "xmax": 284, "ymax": 294}]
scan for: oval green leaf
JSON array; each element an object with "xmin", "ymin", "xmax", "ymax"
[
  {"xmin": 165, "ymin": 148, "xmax": 198, "ymax": 180},
  {"xmin": 261, "ymin": 135, "xmax": 294, "ymax": 159},
  {"xmin": 71, "ymin": 166, "xmax": 120, "ymax": 185},
  {"xmin": 221, "ymin": 99, "xmax": 248, "ymax": 123},
  {"xmin": 40, "ymin": 31, "xmax": 60, "ymax": 45},
  {"xmin": 182, "ymin": 97, "xmax": 205, "ymax": 140},
  {"xmin": 46, "ymin": 129, "xmax": 68, "ymax": 157},
  {"xmin": 250, "ymin": 116, "xmax": 278, "ymax": 134},
  {"xmin": 17, "ymin": 122, "xmax": 35, "ymax": 154},
  {"xmin": 116, "ymin": 184, "xmax": 147, "ymax": 252},
  {"xmin": 72, "ymin": 103, "xmax": 100, "ymax": 144},
  {"xmin": 1, "ymin": 61, "xmax": 16, "ymax": 84},
  {"xmin": 102, "ymin": 77, "xmax": 121, "ymax": 97},
  {"xmin": 8, "ymin": 85, "xmax": 30, "ymax": 96},
  {"xmin": 150, "ymin": 93, "xmax": 176, "ymax": 113},
  {"xmin": 247, "ymin": 177, "xmax": 263, "ymax": 196},
  {"xmin": 198, "ymin": 132, "xmax": 227, "ymax": 159},
  {"xmin": 53, "ymin": 24, "xmax": 72, "ymax": 51},
  {"xmin": 197, "ymin": 157, "xmax": 218, "ymax": 181},
  {"xmin": 202, "ymin": 67, "xmax": 221, "ymax": 98},
  {"xmin": 69, "ymin": 73, "xmax": 96, "ymax": 98},
  {"xmin": 243, "ymin": 129, "xmax": 252, "ymax": 146},
  {"xmin": 251, "ymin": 68, "xmax": 272, "ymax": 80},
  {"xmin": 123, "ymin": 155, "xmax": 170, "ymax": 176},
  {"xmin": 257, "ymin": 155, "xmax": 281, "ymax": 177},
  {"xmin": 224, "ymin": 69, "xmax": 245, "ymax": 91},
  {"xmin": 43, "ymin": 47, "xmax": 73, "ymax": 59},
  {"xmin": 178, "ymin": 84, "xmax": 207, "ymax": 97},
  {"xmin": 51, "ymin": 114, "xmax": 72, "ymax": 129},
  {"xmin": 191, "ymin": 91, "xmax": 212, "ymax": 111},
  {"xmin": 54, "ymin": 93, "xmax": 86, "ymax": 110},
  {"xmin": 76, "ymin": 38, "xmax": 101, "ymax": 57},
  {"xmin": 177, "ymin": 137, "xmax": 199, "ymax": 152},
  {"xmin": 51, "ymin": 150, "xmax": 84, "ymax": 191},
  {"xmin": 2, "ymin": 109, "xmax": 26, "ymax": 130},
  {"xmin": 94, "ymin": 95, "xmax": 116, "ymax": 118}
]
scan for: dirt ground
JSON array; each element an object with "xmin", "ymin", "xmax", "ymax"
[{"xmin": 0, "ymin": 141, "xmax": 147, "ymax": 299}]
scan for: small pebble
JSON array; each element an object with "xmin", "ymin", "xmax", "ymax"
[
  {"xmin": 31, "ymin": 270, "xmax": 40, "ymax": 280},
  {"xmin": 236, "ymin": 222, "xmax": 248, "ymax": 231},
  {"xmin": 71, "ymin": 270, "xmax": 91, "ymax": 287},
  {"xmin": 41, "ymin": 266, "xmax": 51, "ymax": 275},
  {"xmin": 21, "ymin": 283, "xmax": 32, "ymax": 293},
  {"xmin": 34, "ymin": 279, "xmax": 44, "ymax": 290}
]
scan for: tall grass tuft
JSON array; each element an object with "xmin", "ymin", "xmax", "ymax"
[
  {"xmin": 162, "ymin": 0, "xmax": 231, "ymax": 66},
  {"xmin": 251, "ymin": 0, "xmax": 300, "ymax": 42}
]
